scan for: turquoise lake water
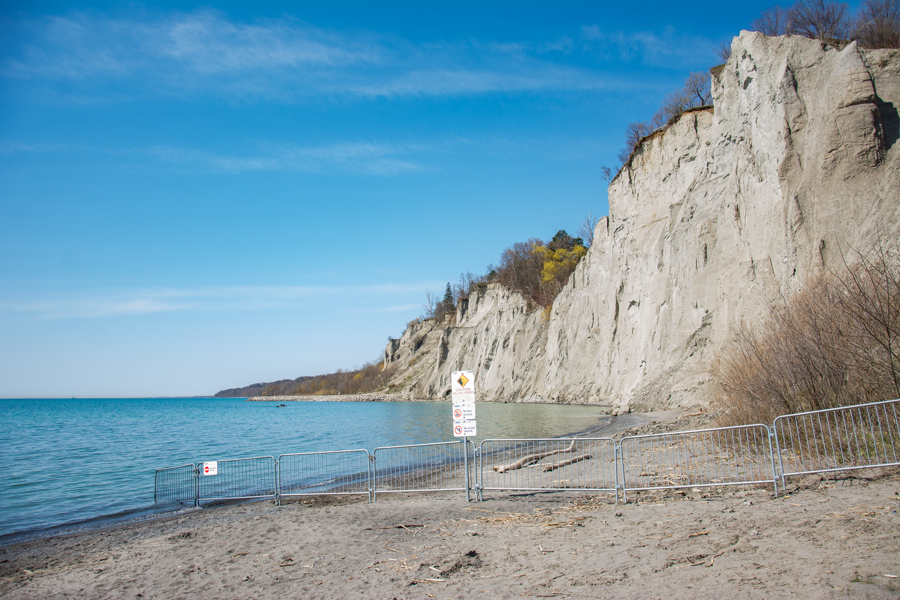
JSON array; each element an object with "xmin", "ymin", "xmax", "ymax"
[{"xmin": 0, "ymin": 398, "xmax": 605, "ymax": 541}]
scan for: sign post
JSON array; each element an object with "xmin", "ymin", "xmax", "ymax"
[{"xmin": 451, "ymin": 370, "xmax": 476, "ymax": 501}]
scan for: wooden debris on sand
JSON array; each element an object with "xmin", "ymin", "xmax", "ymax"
[
  {"xmin": 494, "ymin": 439, "xmax": 578, "ymax": 473},
  {"xmin": 542, "ymin": 453, "xmax": 591, "ymax": 472}
]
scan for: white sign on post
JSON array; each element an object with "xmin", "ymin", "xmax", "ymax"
[
  {"xmin": 451, "ymin": 370, "xmax": 476, "ymax": 438},
  {"xmin": 452, "ymin": 403, "xmax": 476, "ymax": 422},
  {"xmin": 453, "ymin": 421, "xmax": 477, "ymax": 437},
  {"xmin": 202, "ymin": 461, "xmax": 218, "ymax": 476}
]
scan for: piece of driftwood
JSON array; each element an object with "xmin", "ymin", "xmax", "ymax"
[
  {"xmin": 542, "ymin": 453, "xmax": 591, "ymax": 472},
  {"xmin": 494, "ymin": 439, "xmax": 577, "ymax": 473}
]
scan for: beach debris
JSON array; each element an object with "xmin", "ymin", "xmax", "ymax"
[
  {"xmin": 494, "ymin": 439, "xmax": 577, "ymax": 473},
  {"xmin": 542, "ymin": 453, "xmax": 591, "ymax": 472},
  {"xmin": 543, "ymin": 515, "xmax": 593, "ymax": 529}
]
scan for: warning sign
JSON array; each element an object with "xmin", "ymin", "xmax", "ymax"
[
  {"xmin": 453, "ymin": 421, "xmax": 477, "ymax": 437},
  {"xmin": 452, "ymin": 402, "xmax": 476, "ymax": 422},
  {"xmin": 451, "ymin": 370, "xmax": 475, "ymax": 401},
  {"xmin": 202, "ymin": 461, "xmax": 218, "ymax": 476},
  {"xmin": 451, "ymin": 370, "xmax": 476, "ymax": 437}
]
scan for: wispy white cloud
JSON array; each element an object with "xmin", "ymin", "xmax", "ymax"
[
  {"xmin": 0, "ymin": 131, "xmax": 611, "ymax": 175},
  {"xmin": 0, "ymin": 138, "xmax": 431, "ymax": 175},
  {"xmin": 580, "ymin": 25, "xmax": 718, "ymax": 67},
  {"xmin": 2, "ymin": 9, "xmax": 628, "ymax": 102},
  {"xmin": 0, "ymin": 283, "xmax": 440, "ymax": 320},
  {"xmin": 145, "ymin": 141, "xmax": 429, "ymax": 175}
]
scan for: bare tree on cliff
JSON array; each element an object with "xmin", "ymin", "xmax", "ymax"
[
  {"xmin": 788, "ymin": 0, "xmax": 851, "ymax": 40},
  {"xmin": 853, "ymin": 0, "xmax": 900, "ymax": 48},
  {"xmin": 752, "ymin": 5, "xmax": 794, "ymax": 36}
]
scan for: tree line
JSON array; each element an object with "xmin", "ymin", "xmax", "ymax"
[{"xmin": 215, "ymin": 359, "xmax": 394, "ymax": 397}]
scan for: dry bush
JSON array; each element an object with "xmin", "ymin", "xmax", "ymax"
[{"xmin": 716, "ymin": 238, "xmax": 900, "ymax": 426}]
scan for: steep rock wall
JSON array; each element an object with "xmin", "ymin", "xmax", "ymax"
[{"xmin": 384, "ymin": 32, "xmax": 900, "ymax": 412}]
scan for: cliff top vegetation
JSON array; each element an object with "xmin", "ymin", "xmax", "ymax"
[
  {"xmin": 419, "ymin": 229, "xmax": 589, "ymax": 325},
  {"xmin": 611, "ymin": 0, "xmax": 900, "ymax": 172}
]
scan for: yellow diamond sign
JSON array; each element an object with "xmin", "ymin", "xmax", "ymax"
[{"xmin": 451, "ymin": 370, "xmax": 475, "ymax": 401}]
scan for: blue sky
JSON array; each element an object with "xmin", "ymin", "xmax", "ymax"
[{"xmin": 0, "ymin": 0, "xmax": 812, "ymax": 398}]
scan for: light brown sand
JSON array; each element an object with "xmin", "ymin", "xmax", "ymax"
[{"xmin": 1, "ymin": 471, "xmax": 898, "ymax": 599}]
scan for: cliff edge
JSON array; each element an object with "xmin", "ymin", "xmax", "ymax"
[{"xmin": 383, "ymin": 32, "xmax": 900, "ymax": 413}]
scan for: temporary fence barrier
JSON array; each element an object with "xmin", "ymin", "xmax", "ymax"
[
  {"xmin": 773, "ymin": 398, "xmax": 900, "ymax": 489},
  {"xmin": 372, "ymin": 441, "xmax": 474, "ymax": 501},
  {"xmin": 277, "ymin": 450, "xmax": 372, "ymax": 502},
  {"xmin": 477, "ymin": 438, "xmax": 618, "ymax": 501},
  {"xmin": 619, "ymin": 425, "xmax": 777, "ymax": 501},
  {"xmin": 154, "ymin": 463, "xmax": 196, "ymax": 506},
  {"xmin": 196, "ymin": 456, "xmax": 276, "ymax": 503},
  {"xmin": 152, "ymin": 398, "xmax": 900, "ymax": 507}
]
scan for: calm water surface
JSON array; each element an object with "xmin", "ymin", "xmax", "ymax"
[{"xmin": 0, "ymin": 398, "xmax": 604, "ymax": 541}]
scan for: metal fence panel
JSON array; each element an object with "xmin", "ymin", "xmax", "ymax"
[
  {"xmin": 277, "ymin": 450, "xmax": 372, "ymax": 501},
  {"xmin": 478, "ymin": 438, "xmax": 618, "ymax": 500},
  {"xmin": 372, "ymin": 441, "xmax": 473, "ymax": 500},
  {"xmin": 620, "ymin": 425, "xmax": 776, "ymax": 500},
  {"xmin": 154, "ymin": 463, "xmax": 196, "ymax": 505},
  {"xmin": 774, "ymin": 399, "xmax": 900, "ymax": 487},
  {"xmin": 196, "ymin": 456, "xmax": 276, "ymax": 502}
]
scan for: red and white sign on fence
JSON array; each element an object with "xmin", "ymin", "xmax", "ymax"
[{"xmin": 451, "ymin": 370, "xmax": 476, "ymax": 438}]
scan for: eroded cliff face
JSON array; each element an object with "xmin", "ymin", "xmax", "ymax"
[{"xmin": 384, "ymin": 32, "xmax": 900, "ymax": 412}]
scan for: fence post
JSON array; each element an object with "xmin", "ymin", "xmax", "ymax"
[
  {"xmin": 615, "ymin": 442, "xmax": 625, "ymax": 504},
  {"xmin": 274, "ymin": 458, "xmax": 281, "ymax": 506},
  {"xmin": 464, "ymin": 436, "xmax": 471, "ymax": 502},
  {"xmin": 369, "ymin": 453, "xmax": 376, "ymax": 504},
  {"xmin": 193, "ymin": 464, "xmax": 200, "ymax": 507},
  {"xmin": 474, "ymin": 444, "xmax": 483, "ymax": 502},
  {"xmin": 768, "ymin": 428, "xmax": 780, "ymax": 497},
  {"xmin": 771, "ymin": 419, "xmax": 787, "ymax": 492}
]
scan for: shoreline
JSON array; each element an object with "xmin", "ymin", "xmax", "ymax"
[
  {"xmin": 245, "ymin": 393, "xmax": 615, "ymax": 407},
  {"xmin": 2, "ymin": 470, "xmax": 897, "ymax": 598},
  {"xmin": 2, "ymin": 403, "xmax": 655, "ymax": 547}
]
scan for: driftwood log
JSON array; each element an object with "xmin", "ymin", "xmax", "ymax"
[
  {"xmin": 542, "ymin": 453, "xmax": 591, "ymax": 472},
  {"xmin": 493, "ymin": 439, "xmax": 577, "ymax": 473}
]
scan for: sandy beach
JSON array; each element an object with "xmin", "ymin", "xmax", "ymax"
[{"xmin": 2, "ymin": 466, "xmax": 898, "ymax": 599}]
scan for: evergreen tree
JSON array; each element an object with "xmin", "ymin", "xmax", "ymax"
[{"xmin": 442, "ymin": 282, "xmax": 454, "ymax": 311}]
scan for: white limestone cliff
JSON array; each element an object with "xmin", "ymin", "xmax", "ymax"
[{"xmin": 383, "ymin": 32, "xmax": 900, "ymax": 413}]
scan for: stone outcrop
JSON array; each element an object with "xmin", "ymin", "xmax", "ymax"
[{"xmin": 383, "ymin": 32, "xmax": 900, "ymax": 413}]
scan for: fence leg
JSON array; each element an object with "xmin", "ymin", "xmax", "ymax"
[
  {"xmin": 615, "ymin": 443, "xmax": 625, "ymax": 504},
  {"xmin": 767, "ymin": 429, "xmax": 779, "ymax": 497},
  {"xmin": 274, "ymin": 459, "xmax": 281, "ymax": 506},
  {"xmin": 193, "ymin": 465, "xmax": 200, "ymax": 507},
  {"xmin": 369, "ymin": 454, "xmax": 376, "ymax": 504},
  {"xmin": 464, "ymin": 436, "xmax": 471, "ymax": 502},
  {"xmin": 475, "ymin": 445, "xmax": 483, "ymax": 501}
]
